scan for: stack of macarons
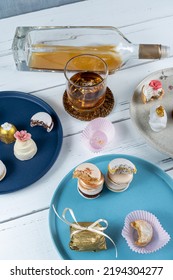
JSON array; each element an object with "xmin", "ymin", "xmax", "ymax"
[
  {"xmin": 105, "ymin": 158, "xmax": 137, "ymax": 192},
  {"xmin": 73, "ymin": 158, "xmax": 137, "ymax": 198},
  {"xmin": 73, "ymin": 163, "xmax": 104, "ymax": 199}
]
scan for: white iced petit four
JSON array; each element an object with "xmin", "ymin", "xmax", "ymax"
[
  {"xmin": 73, "ymin": 163, "xmax": 104, "ymax": 199},
  {"xmin": 149, "ymin": 104, "xmax": 167, "ymax": 132},
  {"xmin": 14, "ymin": 130, "xmax": 37, "ymax": 161},
  {"xmin": 0, "ymin": 122, "xmax": 17, "ymax": 144},
  {"xmin": 105, "ymin": 158, "xmax": 137, "ymax": 192},
  {"xmin": 30, "ymin": 112, "xmax": 54, "ymax": 132},
  {"xmin": 141, "ymin": 80, "xmax": 164, "ymax": 104},
  {"xmin": 0, "ymin": 160, "xmax": 7, "ymax": 181}
]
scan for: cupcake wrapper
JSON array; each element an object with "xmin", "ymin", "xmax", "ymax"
[
  {"xmin": 122, "ymin": 210, "xmax": 170, "ymax": 254},
  {"xmin": 81, "ymin": 117, "xmax": 115, "ymax": 152}
]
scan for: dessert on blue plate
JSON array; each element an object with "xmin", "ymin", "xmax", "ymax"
[
  {"xmin": 73, "ymin": 162, "xmax": 104, "ymax": 199},
  {"xmin": 122, "ymin": 210, "xmax": 170, "ymax": 254},
  {"xmin": 105, "ymin": 158, "xmax": 137, "ymax": 192},
  {"xmin": 14, "ymin": 130, "xmax": 37, "ymax": 161},
  {"xmin": 30, "ymin": 111, "xmax": 54, "ymax": 132},
  {"xmin": 130, "ymin": 219, "xmax": 153, "ymax": 247},
  {"xmin": 0, "ymin": 160, "xmax": 6, "ymax": 181},
  {"xmin": 0, "ymin": 122, "xmax": 17, "ymax": 144}
]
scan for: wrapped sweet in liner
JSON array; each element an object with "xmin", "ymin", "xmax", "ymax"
[
  {"xmin": 122, "ymin": 210, "xmax": 170, "ymax": 254},
  {"xmin": 52, "ymin": 205, "xmax": 117, "ymax": 256}
]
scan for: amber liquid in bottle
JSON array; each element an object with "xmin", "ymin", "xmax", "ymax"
[
  {"xmin": 67, "ymin": 72, "xmax": 106, "ymax": 111},
  {"xmin": 29, "ymin": 45, "xmax": 122, "ymax": 74},
  {"xmin": 13, "ymin": 26, "xmax": 170, "ymax": 73}
]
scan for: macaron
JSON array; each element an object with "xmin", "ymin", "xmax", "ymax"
[
  {"xmin": 0, "ymin": 160, "xmax": 7, "ymax": 181},
  {"xmin": 105, "ymin": 158, "xmax": 137, "ymax": 192},
  {"xmin": 73, "ymin": 163, "xmax": 104, "ymax": 199}
]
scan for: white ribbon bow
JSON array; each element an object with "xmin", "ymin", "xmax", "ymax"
[{"xmin": 52, "ymin": 205, "xmax": 118, "ymax": 258}]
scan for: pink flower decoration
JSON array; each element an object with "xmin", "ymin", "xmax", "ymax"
[
  {"xmin": 149, "ymin": 80, "xmax": 162, "ymax": 90},
  {"xmin": 14, "ymin": 130, "xmax": 31, "ymax": 142}
]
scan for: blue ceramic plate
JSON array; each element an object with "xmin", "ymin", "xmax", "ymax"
[
  {"xmin": 0, "ymin": 91, "xmax": 63, "ymax": 194},
  {"xmin": 49, "ymin": 154, "xmax": 173, "ymax": 260}
]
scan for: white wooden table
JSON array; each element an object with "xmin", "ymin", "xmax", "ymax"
[{"xmin": 0, "ymin": 0, "xmax": 173, "ymax": 260}]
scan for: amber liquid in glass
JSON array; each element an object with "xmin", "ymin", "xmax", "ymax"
[
  {"xmin": 29, "ymin": 45, "xmax": 122, "ymax": 74},
  {"xmin": 67, "ymin": 72, "xmax": 106, "ymax": 111}
]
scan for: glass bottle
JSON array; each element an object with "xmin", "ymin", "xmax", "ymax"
[{"xmin": 12, "ymin": 26, "xmax": 170, "ymax": 74}]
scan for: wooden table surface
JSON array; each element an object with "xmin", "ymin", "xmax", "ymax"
[{"xmin": 0, "ymin": 0, "xmax": 173, "ymax": 260}]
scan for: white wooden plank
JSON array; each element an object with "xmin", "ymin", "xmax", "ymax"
[
  {"xmin": 0, "ymin": 0, "xmax": 173, "ymax": 40},
  {"xmin": 0, "ymin": 209, "xmax": 59, "ymax": 260}
]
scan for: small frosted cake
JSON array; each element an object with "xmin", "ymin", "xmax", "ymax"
[
  {"xmin": 14, "ymin": 130, "xmax": 37, "ymax": 161},
  {"xmin": 0, "ymin": 160, "xmax": 7, "ymax": 181},
  {"xmin": 105, "ymin": 158, "xmax": 137, "ymax": 192},
  {"xmin": 30, "ymin": 112, "xmax": 54, "ymax": 132},
  {"xmin": 0, "ymin": 122, "xmax": 17, "ymax": 144},
  {"xmin": 73, "ymin": 163, "xmax": 104, "ymax": 199},
  {"xmin": 141, "ymin": 80, "xmax": 164, "ymax": 104},
  {"xmin": 131, "ymin": 220, "xmax": 153, "ymax": 247},
  {"xmin": 149, "ymin": 104, "xmax": 167, "ymax": 132}
]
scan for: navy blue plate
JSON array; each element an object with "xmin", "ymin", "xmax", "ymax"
[
  {"xmin": 0, "ymin": 91, "xmax": 63, "ymax": 194},
  {"xmin": 49, "ymin": 154, "xmax": 173, "ymax": 260}
]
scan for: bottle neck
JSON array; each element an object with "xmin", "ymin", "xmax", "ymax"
[{"xmin": 137, "ymin": 44, "xmax": 170, "ymax": 59}]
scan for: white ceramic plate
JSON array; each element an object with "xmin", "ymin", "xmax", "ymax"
[{"xmin": 130, "ymin": 68, "xmax": 173, "ymax": 157}]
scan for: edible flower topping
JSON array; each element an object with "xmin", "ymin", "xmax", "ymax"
[
  {"xmin": 149, "ymin": 80, "xmax": 162, "ymax": 90},
  {"xmin": 14, "ymin": 130, "xmax": 31, "ymax": 142}
]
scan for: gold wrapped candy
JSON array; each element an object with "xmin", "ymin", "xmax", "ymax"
[
  {"xmin": 70, "ymin": 222, "xmax": 107, "ymax": 251},
  {"xmin": 52, "ymin": 206, "xmax": 117, "ymax": 257},
  {"xmin": 0, "ymin": 122, "xmax": 17, "ymax": 144}
]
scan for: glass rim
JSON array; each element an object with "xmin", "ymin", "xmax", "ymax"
[{"xmin": 64, "ymin": 54, "xmax": 108, "ymax": 88}]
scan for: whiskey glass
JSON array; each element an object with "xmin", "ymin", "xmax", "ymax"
[{"xmin": 64, "ymin": 54, "xmax": 108, "ymax": 112}]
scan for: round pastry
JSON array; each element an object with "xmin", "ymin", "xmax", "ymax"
[
  {"xmin": 0, "ymin": 160, "xmax": 7, "ymax": 181},
  {"xmin": 130, "ymin": 219, "xmax": 153, "ymax": 247},
  {"xmin": 149, "ymin": 104, "xmax": 167, "ymax": 132},
  {"xmin": 105, "ymin": 158, "xmax": 137, "ymax": 192},
  {"xmin": 141, "ymin": 80, "xmax": 164, "ymax": 104},
  {"xmin": 30, "ymin": 112, "xmax": 54, "ymax": 132},
  {"xmin": 73, "ymin": 163, "xmax": 104, "ymax": 199},
  {"xmin": 14, "ymin": 130, "xmax": 37, "ymax": 161},
  {"xmin": 0, "ymin": 122, "xmax": 17, "ymax": 144}
]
